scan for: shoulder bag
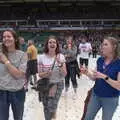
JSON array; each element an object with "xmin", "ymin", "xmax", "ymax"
[{"xmin": 36, "ymin": 57, "xmax": 56, "ymax": 92}]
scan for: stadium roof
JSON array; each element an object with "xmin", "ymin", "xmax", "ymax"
[
  {"xmin": 0, "ymin": 0, "xmax": 120, "ymax": 7},
  {"xmin": 0, "ymin": 0, "xmax": 120, "ymax": 3}
]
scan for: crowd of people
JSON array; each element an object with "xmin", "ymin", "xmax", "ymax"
[{"xmin": 0, "ymin": 29, "xmax": 120, "ymax": 120}]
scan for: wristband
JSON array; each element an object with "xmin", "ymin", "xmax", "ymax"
[
  {"xmin": 104, "ymin": 76, "xmax": 109, "ymax": 81},
  {"xmin": 58, "ymin": 63, "xmax": 63, "ymax": 68},
  {"xmin": 5, "ymin": 60, "xmax": 10, "ymax": 65}
]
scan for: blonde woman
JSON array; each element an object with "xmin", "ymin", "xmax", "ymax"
[{"xmin": 81, "ymin": 36, "xmax": 120, "ymax": 120}]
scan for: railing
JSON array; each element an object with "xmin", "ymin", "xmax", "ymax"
[{"xmin": 0, "ymin": 19, "xmax": 120, "ymax": 30}]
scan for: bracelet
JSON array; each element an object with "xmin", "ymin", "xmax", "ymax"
[
  {"xmin": 5, "ymin": 60, "xmax": 10, "ymax": 65},
  {"xmin": 58, "ymin": 63, "xmax": 63, "ymax": 68}
]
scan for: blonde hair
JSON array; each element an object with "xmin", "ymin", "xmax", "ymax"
[{"xmin": 104, "ymin": 36, "xmax": 120, "ymax": 59}]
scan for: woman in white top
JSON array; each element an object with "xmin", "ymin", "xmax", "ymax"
[{"xmin": 38, "ymin": 35, "xmax": 67, "ymax": 120}]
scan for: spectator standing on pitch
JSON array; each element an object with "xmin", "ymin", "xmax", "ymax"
[
  {"xmin": 18, "ymin": 36, "xmax": 27, "ymax": 52},
  {"xmin": 0, "ymin": 29, "xmax": 27, "ymax": 120},
  {"xmin": 79, "ymin": 36, "xmax": 92, "ymax": 68},
  {"xmin": 27, "ymin": 40, "xmax": 38, "ymax": 88},
  {"xmin": 92, "ymin": 43, "xmax": 97, "ymax": 58},
  {"xmin": 38, "ymin": 35, "xmax": 67, "ymax": 120},
  {"xmin": 63, "ymin": 35, "xmax": 79, "ymax": 94},
  {"xmin": 81, "ymin": 36, "xmax": 120, "ymax": 120}
]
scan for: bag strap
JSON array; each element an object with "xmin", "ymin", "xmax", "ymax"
[{"xmin": 51, "ymin": 56, "xmax": 56, "ymax": 70}]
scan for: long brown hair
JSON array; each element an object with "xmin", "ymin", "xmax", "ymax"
[
  {"xmin": 44, "ymin": 35, "xmax": 60, "ymax": 55},
  {"xmin": 2, "ymin": 29, "xmax": 20, "ymax": 57}
]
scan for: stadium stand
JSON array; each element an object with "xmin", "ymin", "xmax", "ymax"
[{"xmin": 0, "ymin": 0, "xmax": 120, "ymax": 53}]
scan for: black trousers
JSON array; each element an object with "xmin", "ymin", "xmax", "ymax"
[
  {"xmin": 65, "ymin": 60, "xmax": 78, "ymax": 89},
  {"xmin": 79, "ymin": 57, "xmax": 89, "ymax": 67}
]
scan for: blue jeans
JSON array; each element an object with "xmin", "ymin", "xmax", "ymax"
[
  {"xmin": 84, "ymin": 91, "xmax": 119, "ymax": 120},
  {"xmin": 0, "ymin": 89, "xmax": 26, "ymax": 120}
]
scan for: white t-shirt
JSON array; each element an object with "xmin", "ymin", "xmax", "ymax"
[
  {"xmin": 38, "ymin": 53, "xmax": 65, "ymax": 83},
  {"xmin": 79, "ymin": 42, "xmax": 92, "ymax": 59}
]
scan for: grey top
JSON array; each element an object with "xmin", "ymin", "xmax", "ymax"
[
  {"xmin": 0, "ymin": 50, "xmax": 27, "ymax": 91},
  {"xmin": 63, "ymin": 45, "xmax": 77, "ymax": 63}
]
